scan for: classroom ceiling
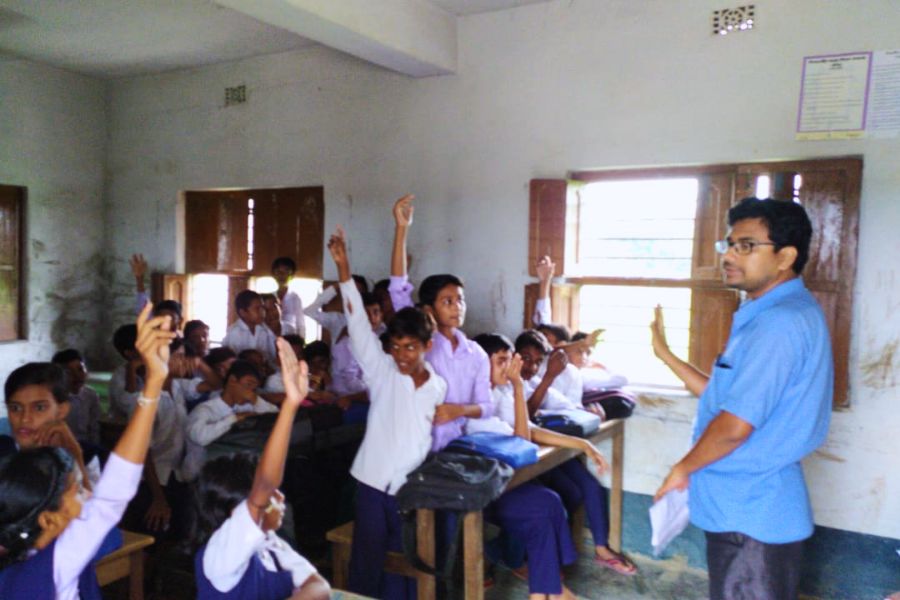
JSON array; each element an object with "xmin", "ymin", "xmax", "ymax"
[{"xmin": 0, "ymin": 0, "xmax": 554, "ymax": 79}]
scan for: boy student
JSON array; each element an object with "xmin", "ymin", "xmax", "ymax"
[
  {"xmin": 183, "ymin": 360, "xmax": 279, "ymax": 480},
  {"xmin": 330, "ymin": 291, "xmax": 385, "ymax": 398},
  {"xmin": 51, "ymin": 349, "xmax": 101, "ymax": 445},
  {"xmin": 303, "ymin": 275, "xmax": 370, "ymax": 342},
  {"xmin": 223, "ymin": 289, "xmax": 278, "ymax": 365},
  {"xmin": 388, "ymin": 194, "xmax": 493, "ymax": 451},
  {"xmin": 271, "ymin": 256, "xmax": 306, "ymax": 338},
  {"xmin": 261, "ymin": 293, "xmax": 283, "ymax": 336},
  {"xmin": 328, "ymin": 226, "xmax": 447, "ymax": 599}
]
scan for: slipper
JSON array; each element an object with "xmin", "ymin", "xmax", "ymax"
[{"xmin": 594, "ymin": 553, "xmax": 637, "ymax": 576}]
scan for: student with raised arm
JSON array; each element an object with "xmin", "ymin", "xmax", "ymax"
[
  {"xmin": 192, "ymin": 338, "xmax": 329, "ymax": 600},
  {"xmin": 388, "ymin": 194, "xmax": 493, "ymax": 451},
  {"xmin": 329, "ymin": 226, "xmax": 447, "ymax": 600},
  {"xmin": 0, "ymin": 303, "xmax": 173, "ymax": 599}
]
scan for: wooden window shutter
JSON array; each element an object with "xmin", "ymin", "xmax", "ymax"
[
  {"xmin": 522, "ymin": 282, "xmax": 579, "ymax": 333},
  {"xmin": 689, "ymin": 288, "xmax": 740, "ymax": 373},
  {"xmin": 692, "ymin": 170, "xmax": 736, "ymax": 281},
  {"xmin": 528, "ymin": 179, "xmax": 568, "ymax": 277},
  {"xmin": 185, "ymin": 191, "xmax": 249, "ymax": 273},
  {"xmin": 251, "ymin": 187, "xmax": 325, "ymax": 279},
  {"xmin": 523, "ymin": 283, "xmax": 539, "ymax": 329},
  {"xmin": 225, "ymin": 276, "xmax": 250, "ymax": 327},
  {"xmin": 0, "ymin": 185, "xmax": 24, "ymax": 341},
  {"xmin": 151, "ymin": 273, "xmax": 191, "ymax": 322}
]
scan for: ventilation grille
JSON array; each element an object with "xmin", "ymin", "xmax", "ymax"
[
  {"xmin": 712, "ymin": 5, "xmax": 755, "ymax": 36},
  {"xmin": 225, "ymin": 85, "xmax": 247, "ymax": 106}
]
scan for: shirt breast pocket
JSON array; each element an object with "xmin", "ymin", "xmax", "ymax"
[{"xmin": 710, "ymin": 354, "xmax": 735, "ymax": 408}]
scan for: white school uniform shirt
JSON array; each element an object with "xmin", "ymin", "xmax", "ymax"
[
  {"xmin": 550, "ymin": 363, "xmax": 584, "ymax": 407},
  {"xmin": 303, "ymin": 286, "xmax": 347, "ymax": 341},
  {"xmin": 53, "ymin": 453, "xmax": 143, "ymax": 600},
  {"xmin": 524, "ymin": 375, "xmax": 582, "ymax": 414},
  {"xmin": 341, "ymin": 280, "xmax": 447, "ymax": 494},
  {"xmin": 264, "ymin": 371, "xmax": 285, "ymax": 393},
  {"xmin": 203, "ymin": 500, "xmax": 317, "ymax": 593},
  {"xmin": 532, "ymin": 296, "xmax": 551, "ymax": 326},
  {"xmin": 279, "ymin": 289, "xmax": 306, "ymax": 339},
  {"xmin": 222, "ymin": 319, "xmax": 278, "ymax": 364},
  {"xmin": 183, "ymin": 392, "xmax": 279, "ymax": 480},
  {"xmin": 465, "ymin": 384, "xmax": 517, "ymax": 436}
]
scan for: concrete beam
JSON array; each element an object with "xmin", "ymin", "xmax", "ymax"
[{"xmin": 216, "ymin": 0, "xmax": 457, "ymax": 77}]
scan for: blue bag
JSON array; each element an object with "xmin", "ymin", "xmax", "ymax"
[
  {"xmin": 446, "ymin": 432, "xmax": 539, "ymax": 468},
  {"xmin": 535, "ymin": 408, "xmax": 601, "ymax": 437}
]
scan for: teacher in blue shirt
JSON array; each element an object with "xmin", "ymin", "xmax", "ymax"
[{"xmin": 651, "ymin": 197, "xmax": 832, "ymax": 600}]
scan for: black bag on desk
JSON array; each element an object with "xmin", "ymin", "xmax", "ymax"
[
  {"xmin": 582, "ymin": 388, "xmax": 637, "ymax": 420},
  {"xmin": 396, "ymin": 451, "xmax": 513, "ymax": 579},
  {"xmin": 534, "ymin": 408, "xmax": 601, "ymax": 437}
]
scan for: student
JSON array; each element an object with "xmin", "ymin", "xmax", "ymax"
[
  {"xmin": 192, "ymin": 337, "xmax": 329, "ymax": 600},
  {"xmin": 388, "ymin": 194, "xmax": 493, "ymax": 451},
  {"xmin": 51, "ymin": 349, "xmax": 101, "ymax": 446},
  {"xmin": 474, "ymin": 334, "xmax": 637, "ymax": 575},
  {"xmin": 239, "ymin": 348, "xmax": 275, "ymax": 382},
  {"xmin": 261, "ymin": 334, "xmax": 305, "ymax": 396},
  {"xmin": 301, "ymin": 341, "xmax": 338, "ymax": 404},
  {"xmin": 223, "ymin": 290, "xmax": 278, "ymax": 365},
  {"xmin": 184, "ymin": 319, "xmax": 211, "ymax": 358},
  {"xmin": 183, "ymin": 360, "xmax": 279, "ymax": 481},
  {"xmin": 328, "ymin": 227, "xmax": 447, "ymax": 600},
  {"xmin": 271, "ymin": 256, "xmax": 306, "ymax": 338},
  {"xmin": 330, "ymin": 291, "xmax": 384, "ymax": 398},
  {"xmin": 0, "ymin": 303, "xmax": 173, "ymax": 599},
  {"xmin": 261, "ymin": 293, "xmax": 283, "ymax": 337},
  {"xmin": 372, "ymin": 279, "xmax": 395, "ymax": 323},
  {"xmin": 303, "ymin": 275, "xmax": 370, "ymax": 342}
]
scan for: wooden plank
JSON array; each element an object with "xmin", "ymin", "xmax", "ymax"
[
  {"xmin": 463, "ymin": 512, "xmax": 484, "ymax": 600},
  {"xmin": 415, "ymin": 509, "xmax": 436, "ymax": 600},
  {"xmin": 95, "ymin": 529, "xmax": 155, "ymax": 596}
]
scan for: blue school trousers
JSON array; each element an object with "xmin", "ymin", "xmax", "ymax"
[
  {"xmin": 541, "ymin": 457, "xmax": 609, "ymax": 547},
  {"xmin": 349, "ymin": 480, "xmax": 415, "ymax": 600},
  {"xmin": 486, "ymin": 482, "xmax": 578, "ymax": 595}
]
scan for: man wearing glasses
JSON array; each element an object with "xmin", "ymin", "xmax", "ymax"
[{"xmin": 650, "ymin": 197, "xmax": 833, "ymax": 599}]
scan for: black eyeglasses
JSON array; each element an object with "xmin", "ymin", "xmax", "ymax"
[{"xmin": 714, "ymin": 239, "xmax": 777, "ymax": 255}]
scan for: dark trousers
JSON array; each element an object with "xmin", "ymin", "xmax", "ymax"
[
  {"xmin": 705, "ymin": 531, "xmax": 804, "ymax": 600},
  {"xmin": 541, "ymin": 458, "xmax": 610, "ymax": 547},
  {"xmin": 348, "ymin": 480, "xmax": 415, "ymax": 600}
]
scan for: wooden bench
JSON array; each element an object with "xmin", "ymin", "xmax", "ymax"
[
  {"xmin": 95, "ymin": 529, "xmax": 155, "ymax": 600},
  {"xmin": 326, "ymin": 521, "xmax": 421, "ymax": 589}
]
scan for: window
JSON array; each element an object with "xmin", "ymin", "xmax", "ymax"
[
  {"xmin": 528, "ymin": 157, "xmax": 861, "ymax": 407},
  {"xmin": 0, "ymin": 185, "xmax": 25, "ymax": 342}
]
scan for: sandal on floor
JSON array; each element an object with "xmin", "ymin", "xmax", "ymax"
[{"xmin": 594, "ymin": 552, "xmax": 637, "ymax": 576}]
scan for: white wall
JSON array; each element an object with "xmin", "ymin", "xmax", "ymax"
[
  {"xmin": 105, "ymin": 0, "xmax": 900, "ymax": 538},
  {"xmin": 0, "ymin": 57, "xmax": 107, "ymax": 381}
]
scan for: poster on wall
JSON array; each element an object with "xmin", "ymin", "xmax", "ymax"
[{"xmin": 796, "ymin": 50, "xmax": 900, "ymax": 140}]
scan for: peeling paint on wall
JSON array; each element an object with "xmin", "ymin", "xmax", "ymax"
[
  {"xmin": 860, "ymin": 339, "xmax": 898, "ymax": 389},
  {"xmin": 814, "ymin": 449, "xmax": 847, "ymax": 463}
]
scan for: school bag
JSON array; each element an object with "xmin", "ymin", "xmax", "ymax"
[
  {"xmin": 582, "ymin": 388, "xmax": 637, "ymax": 420},
  {"xmin": 534, "ymin": 408, "xmax": 601, "ymax": 437},
  {"xmin": 444, "ymin": 432, "xmax": 539, "ymax": 468},
  {"xmin": 396, "ymin": 451, "xmax": 513, "ymax": 579}
]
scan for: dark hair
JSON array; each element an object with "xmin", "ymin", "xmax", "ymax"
[
  {"xmin": 571, "ymin": 331, "xmax": 588, "ymax": 342},
  {"xmin": 728, "ymin": 197, "xmax": 813, "ymax": 275},
  {"xmin": 303, "ymin": 341, "xmax": 330, "ymax": 363},
  {"xmin": 473, "ymin": 333, "xmax": 514, "ymax": 357},
  {"xmin": 0, "ymin": 447, "xmax": 75, "ymax": 567},
  {"xmin": 361, "ymin": 291, "xmax": 379, "ymax": 307},
  {"xmin": 189, "ymin": 452, "xmax": 257, "ymax": 550},
  {"xmin": 237, "ymin": 349, "xmax": 265, "ymax": 363},
  {"xmin": 271, "ymin": 256, "xmax": 296, "ymax": 273},
  {"xmin": 183, "ymin": 320, "xmax": 209, "ymax": 339},
  {"xmin": 536, "ymin": 323, "xmax": 571, "ymax": 344},
  {"xmin": 224, "ymin": 359, "xmax": 262, "ymax": 387},
  {"xmin": 204, "ymin": 347, "xmax": 237, "ymax": 369},
  {"xmin": 235, "ymin": 290, "xmax": 261, "ymax": 313},
  {"xmin": 4, "ymin": 363, "xmax": 69, "ymax": 406},
  {"xmin": 282, "ymin": 334, "xmax": 304, "ymax": 348},
  {"xmin": 373, "ymin": 279, "xmax": 390, "ymax": 293},
  {"xmin": 259, "ymin": 293, "xmax": 278, "ymax": 304},
  {"xmin": 352, "ymin": 274, "xmax": 369, "ymax": 293},
  {"xmin": 386, "ymin": 307, "xmax": 434, "ymax": 345},
  {"xmin": 418, "ymin": 274, "xmax": 464, "ymax": 307},
  {"xmin": 112, "ymin": 324, "xmax": 138, "ymax": 357},
  {"xmin": 51, "ymin": 348, "xmax": 83, "ymax": 366},
  {"xmin": 154, "ymin": 299, "xmax": 183, "ymax": 318},
  {"xmin": 514, "ymin": 330, "xmax": 553, "ymax": 355}
]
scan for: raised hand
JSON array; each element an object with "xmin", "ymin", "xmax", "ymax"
[
  {"xmin": 129, "ymin": 253, "xmax": 147, "ymax": 280},
  {"xmin": 393, "ymin": 194, "xmax": 415, "ymax": 227},
  {"xmin": 277, "ymin": 337, "xmax": 309, "ymax": 408},
  {"xmin": 135, "ymin": 302, "xmax": 175, "ymax": 384},
  {"xmin": 327, "ymin": 226, "xmax": 351, "ymax": 284},
  {"xmin": 545, "ymin": 348, "xmax": 569, "ymax": 379},
  {"xmin": 507, "ymin": 353, "xmax": 524, "ymax": 386},
  {"xmin": 536, "ymin": 255, "xmax": 555, "ymax": 281},
  {"xmin": 650, "ymin": 304, "xmax": 671, "ymax": 360}
]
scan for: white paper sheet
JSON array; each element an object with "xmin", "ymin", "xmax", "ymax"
[{"xmin": 649, "ymin": 488, "xmax": 690, "ymax": 557}]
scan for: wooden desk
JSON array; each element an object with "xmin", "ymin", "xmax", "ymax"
[
  {"xmin": 415, "ymin": 418, "xmax": 625, "ymax": 600},
  {"xmin": 95, "ymin": 529, "xmax": 155, "ymax": 600}
]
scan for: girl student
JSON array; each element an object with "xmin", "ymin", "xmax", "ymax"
[
  {"xmin": 191, "ymin": 336, "xmax": 330, "ymax": 600},
  {"xmin": 0, "ymin": 303, "xmax": 174, "ymax": 599}
]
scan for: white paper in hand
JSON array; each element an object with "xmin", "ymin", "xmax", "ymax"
[{"xmin": 649, "ymin": 488, "xmax": 690, "ymax": 557}]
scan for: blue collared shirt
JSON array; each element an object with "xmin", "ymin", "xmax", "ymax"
[{"xmin": 690, "ymin": 278, "xmax": 833, "ymax": 543}]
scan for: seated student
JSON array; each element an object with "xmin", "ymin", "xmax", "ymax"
[
  {"xmin": 303, "ymin": 275, "xmax": 369, "ymax": 342},
  {"xmin": 239, "ymin": 348, "xmax": 276, "ymax": 383},
  {"xmin": 184, "ymin": 319, "xmax": 211, "ymax": 359},
  {"xmin": 328, "ymin": 227, "xmax": 446, "ymax": 600},
  {"xmin": 183, "ymin": 360, "xmax": 279, "ymax": 481},
  {"xmin": 51, "ymin": 349, "xmax": 101, "ymax": 446},
  {"xmin": 372, "ymin": 279, "xmax": 395, "ymax": 323},
  {"xmin": 109, "ymin": 324, "xmax": 141, "ymax": 421},
  {"xmin": 330, "ymin": 291, "xmax": 385, "ymax": 398},
  {"xmin": 261, "ymin": 334, "xmax": 305, "ymax": 396},
  {"xmin": 261, "ymin": 293, "xmax": 283, "ymax": 337},
  {"xmin": 271, "ymin": 256, "xmax": 306, "ymax": 338},
  {"xmin": 473, "ymin": 334, "xmax": 637, "ymax": 576},
  {"xmin": 0, "ymin": 304, "xmax": 172, "ymax": 599},
  {"xmin": 301, "ymin": 341, "xmax": 338, "ymax": 404},
  {"xmin": 223, "ymin": 290, "xmax": 278, "ymax": 365},
  {"xmin": 184, "ymin": 347, "xmax": 237, "ymax": 414},
  {"xmin": 191, "ymin": 338, "xmax": 329, "ymax": 600}
]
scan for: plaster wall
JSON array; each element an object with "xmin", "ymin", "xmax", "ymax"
[
  {"xmin": 0, "ymin": 57, "xmax": 107, "ymax": 384},
  {"xmin": 105, "ymin": 0, "xmax": 900, "ymax": 538}
]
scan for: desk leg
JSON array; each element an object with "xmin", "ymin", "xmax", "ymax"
[
  {"xmin": 608, "ymin": 421, "xmax": 624, "ymax": 552},
  {"xmin": 416, "ymin": 509, "xmax": 436, "ymax": 600},
  {"xmin": 128, "ymin": 551, "xmax": 144, "ymax": 600},
  {"xmin": 463, "ymin": 511, "xmax": 484, "ymax": 600}
]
